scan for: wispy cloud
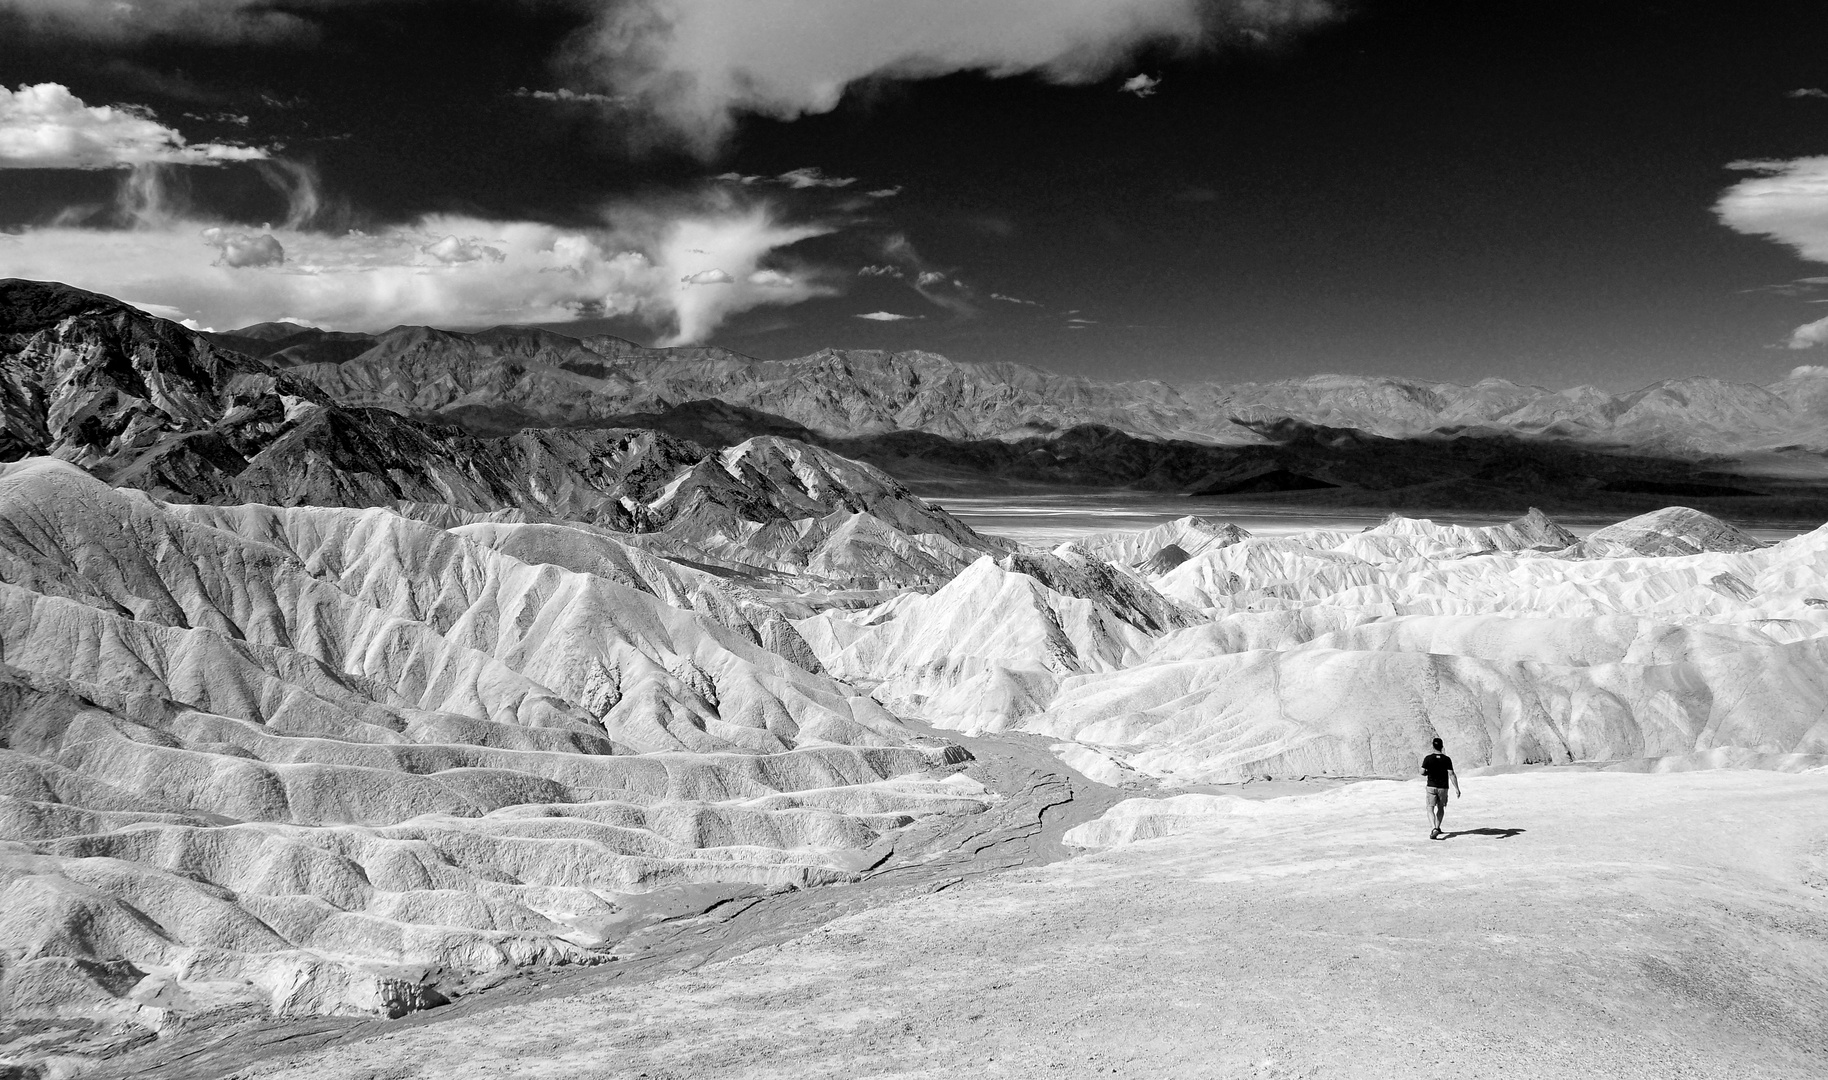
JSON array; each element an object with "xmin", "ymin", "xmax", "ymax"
[
  {"xmin": 1120, "ymin": 73, "xmax": 1160, "ymax": 97},
  {"xmin": 715, "ymin": 167, "xmax": 859, "ymax": 189},
  {"xmin": 182, "ymin": 111, "xmax": 251, "ymax": 126},
  {"xmin": 859, "ymin": 264, "xmax": 903, "ymax": 278},
  {"xmin": 776, "ymin": 166, "xmax": 856, "ymax": 189},
  {"xmin": 1788, "ymin": 88, "xmax": 1828, "ymax": 100},
  {"xmin": 0, "ymin": 83, "xmax": 267, "ymax": 169},
  {"xmin": 991, "ymin": 292, "xmax": 1041, "ymax": 306},
  {"xmin": 856, "ymin": 311, "xmax": 921, "ymax": 321},
  {"xmin": 681, "ymin": 267, "xmax": 736, "ymax": 284},
  {"xmin": 873, "ymin": 233, "xmax": 977, "ymax": 318},
  {"xmin": 866, "ymin": 186, "xmax": 902, "ymax": 198},
  {"xmin": 583, "ymin": 0, "xmax": 1338, "ymax": 151}
]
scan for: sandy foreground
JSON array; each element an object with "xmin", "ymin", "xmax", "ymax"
[{"xmin": 235, "ymin": 769, "xmax": 1828, "ymax": 1080}]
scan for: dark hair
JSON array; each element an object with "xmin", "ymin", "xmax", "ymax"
[{"xmin": 1431, "ymin": 737, "xmax": 1443, "ymax": 751}]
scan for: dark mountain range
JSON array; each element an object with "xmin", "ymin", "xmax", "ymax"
[
  {"xmin": 13, "ymin": 279, "xmax": 1828, "ymax": 524},
  {"xmin": 559, "ymin": 401, "xmax": 1828, "ymax": 521},
  {"xmin": 197, "ymin": 311, "xmax": 1828, "ymax": 464}
]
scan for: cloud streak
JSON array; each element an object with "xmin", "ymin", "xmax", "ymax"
[
  {"xmin": 0, "ymin": 83, "xmax": 267, "ymax": 169},
  {"xmin": 585, "ymin": 0, "xmax": 1337, "ymax": 149}
]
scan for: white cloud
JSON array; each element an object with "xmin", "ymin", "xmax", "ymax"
[
  {"xmin": 1, "ymin": 182, "xmax": 836, "ymax": 344},
  {"xmin": 1121, "ymin": 73, "xmax": 1160, "ymax": 97},
  {"xmin": 1717, "ymin": 157, "xmax": 1828, "ymax": 263},
  {"xmin": 681, "ymin": 267, "xmax": 736, "ymax": 284},
  {"xmin": 866, "ymin": 186, "xmax": 902, "ymax": 198},
  {"xmin": 991, "ymin": 292, "xmax": 1041, "ymax": 306},
  {"xmin": 856, "ymin": 311, "xmax": 921, "ymax": 321},
  {"xmin": 1789, "ymin": 88, "xmax": 1828, "ymax": 101},
  {"xmin": 1717, "ymin": 156, "xmax": 1828, "ymax": 349},
  {"xmin": 587, "ymin": 0, "xmax": 1336, "ymax": 149},
  {"xmin": 203, "ymin": 228, "xmax": 285, "ymax": 268},
  {"xmin": 915, "ymin": 270, "xmax": 953, "ymax": 287},
  {"xmin": 1787, "ymin": 315, "xmax": 1828, "ymax": 350},
  {"xmin": 858, "ymin": 264, "xmax": 902, "ymax": 277},
  {"xmin": 0, "ymin": 83, "xmax": 267, "ymax": 169},
  {"xmin": 422, "ymin": 235, "xmax": 506, "ymax": 264}
]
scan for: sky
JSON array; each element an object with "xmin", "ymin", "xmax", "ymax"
[{"xmin": 1, "ymin": 0, "xmax": 1827, "ymax": 391}]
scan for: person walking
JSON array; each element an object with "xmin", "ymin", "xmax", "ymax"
[{"xmin": 1422, "ymin": 737, "xmax": 1460, "ymax": 839}]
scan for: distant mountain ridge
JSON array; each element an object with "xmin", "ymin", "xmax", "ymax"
[
  {"xmin": 204, "ymin": 311, "xmax": 1828, "ymax": 459},
  {"xmin": 13, "ymin": 279, "xmax": 1828, "ymax": 521}
]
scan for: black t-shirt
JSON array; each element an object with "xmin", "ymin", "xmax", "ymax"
[{"xmin": 1422, "ymin": 753, "xmax": 1454, "ymax": 788}]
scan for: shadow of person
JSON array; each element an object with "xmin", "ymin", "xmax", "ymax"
[{"xmin": 1444, "ymin": 827, "xmax": 1525, "ymax": 839}]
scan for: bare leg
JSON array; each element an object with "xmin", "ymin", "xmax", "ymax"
[{"xmin": 1433, "ymin": 801, "xmax": 1446, "ymax": 834}]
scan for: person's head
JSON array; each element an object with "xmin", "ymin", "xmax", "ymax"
[{"xmin": 1431, "ymin": 737, "xmax": 1443, "ymax": 751}]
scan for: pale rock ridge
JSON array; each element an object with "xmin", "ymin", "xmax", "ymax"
[
  {"xmin": 640, "ymin": 436, "xmax": 1008, "ymax": 586},
  {"xmin": 809, "ymin": 504, "xmax": 1828, "ymax": 783},
  {"xmin": 1568, "ymin": 506, "xmax": 1766, "ymax": 559},
  {"xmin": 1072, "ymin": 515, "xmax": 1250, "ymax": 567},
  {"xmin": 0, "ymin": 458, "xmax": 987, "ymax": 1023}
]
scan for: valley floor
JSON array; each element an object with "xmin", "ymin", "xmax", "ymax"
[{"xmin": 212, "ymin": 768, "xmax": 1828, "ymax": 1080}]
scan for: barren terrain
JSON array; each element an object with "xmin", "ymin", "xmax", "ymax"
[{"xmin": 186, "ymin": 766, "xmax": 1828, "ymax": 1080}]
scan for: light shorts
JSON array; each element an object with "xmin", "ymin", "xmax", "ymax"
[{"xmin": 1425, "ymin": 786, "xmax": 1449, "ymax": 808}]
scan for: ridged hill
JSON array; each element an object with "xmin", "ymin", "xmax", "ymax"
[
  {"xmin": 0, "ymin": 457, "xmax": 988, "ymax": 1024},
  {"xmin": 0, "ymin": 280, "xmax": 1004, "ymax": 588}
]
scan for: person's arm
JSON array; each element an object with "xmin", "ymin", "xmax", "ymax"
[{"xmin": 1450, "ymin": 767, "xmax": 1461, "ymax": 798}]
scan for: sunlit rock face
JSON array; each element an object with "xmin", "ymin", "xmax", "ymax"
[
  {"xmin": 804, "ymin": 508, "xmax": 1828, "ymax": 784},
  {"xmin": 0, "ymin": 458, "xmax": 987, "ymax": 1022}
]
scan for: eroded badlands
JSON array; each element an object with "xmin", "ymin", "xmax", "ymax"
[{"xmin": 3, "ymin": 367, "xmax": 1827, "ymax": 1076}]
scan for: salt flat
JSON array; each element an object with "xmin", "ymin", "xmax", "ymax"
[
  {"xmin": 940, "ymin": 493, "xmax": 1812, "ymax": 549},
  {"xmin": 230, "ymin": 766, "xmax": 1828, "ymax": 1080}
]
